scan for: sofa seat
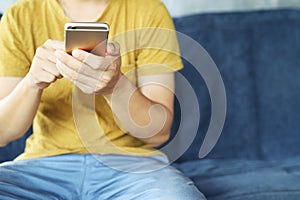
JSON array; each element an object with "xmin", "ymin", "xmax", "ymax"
[{"xmin": 174, "ymin": 156, "xmax": 300, "ymax": 200}]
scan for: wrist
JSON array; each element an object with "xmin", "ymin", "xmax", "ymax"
[
  {"xmin": 103, "ymin": 74, "xmax": 136, "ymax": 105},
  {"xmin": 24, "ymin": 73, "xmax": 43, "ymax": 94}
]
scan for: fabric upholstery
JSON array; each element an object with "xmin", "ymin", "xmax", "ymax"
[
  {"xmin": 174, "ymin": 156, "xmax": 300, "ymax": 200},
  {"xmin": 171, "ymin": 9, "xmax": 300, "ymax": 162},
  {"xmin": 0, "ymin": 128, "xmax": 31, "ymax": 162},
  {"xmin": 168, "ymin": 9, "xmax": 300, "ymax": 199}
]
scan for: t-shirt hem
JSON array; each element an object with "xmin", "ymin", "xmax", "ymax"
[{"xmin": 14, "ymin": 148, "xmax": 166, "ymax": 161}]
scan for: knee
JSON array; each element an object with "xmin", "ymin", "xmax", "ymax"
[{"xmin": 144, "ymin": 184, "xmax": 207, "ymax": 200}]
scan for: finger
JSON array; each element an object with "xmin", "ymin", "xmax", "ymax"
[
  {"xmin": 34, "ymin": 55, "xmax": 61, "ymax": 78},
  {"xmin": 56, "ymin": 49, "xmax": 107, "ymax": 80},
  {"xmin": 56, "ymin": 59, "xmax": 101, "ymax": 88},
  {"xmin": 46, "ymin": 49, "xmax": 62, "ymax": 66},
  {"xmin": 36, "ymin": 44, "xmax": 62, "ymax": 64},
  {"xmin": 55, "ymin": 50, "xmax": 82, "ymax": 72},
  {"xmin": 44, "ymin": 39, "xmax": 65, "ymax": 51},
  {"xmin": 72, "ymin": 49, "xmax": 111, "ymax": 70},
  {"xmin": 106, "ymin": 42, "xmax": 120, "ymax": 56},
  {"xmin": 38, "ymin": 71, "xmax": 57, "ymax": 83},
  {"xmin": 30, "ymin": 67, "xmax": 57, "ymax": 85},
  {"xmin": 43, "ymin": 63, "xmax": 61, "ymax": 78},
  {"xmin": 99, "ymin": 69, "xmax": 117, "ymax": 83},
  {"xmin": 56, "ymin": 59, "xmax": 78, "ymax": 82}
]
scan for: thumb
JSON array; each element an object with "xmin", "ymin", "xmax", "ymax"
[{"xmin": 107, "ymin": 42, "xmax": 120, "ymax": 56}]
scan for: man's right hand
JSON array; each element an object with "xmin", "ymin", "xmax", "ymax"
[{"xmin": 26, "ymin": 39, "xmax": 64, "ymax": 90}]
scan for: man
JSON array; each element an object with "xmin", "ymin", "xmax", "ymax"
[{"xmin": 0, "ymin": 0, "xmax": 205, "ymax": 199}]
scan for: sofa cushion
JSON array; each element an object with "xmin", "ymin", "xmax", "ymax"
[{"xmin": 174, "ymin": 156, "xmax": 300, "ymax": 200}]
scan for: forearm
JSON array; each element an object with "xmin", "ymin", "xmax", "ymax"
[
  {"xmin": 0, "ymin": 75, "xmax": 42, "ymax": 146},
  {"xmin": 55, "ymin": 42, "xmax": 174, "ymax": 146},
  {"xmin": 105, "ymin": 75, "xmax": 174, "ymax": 147}
]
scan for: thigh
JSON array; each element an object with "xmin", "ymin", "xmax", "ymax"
[
  {"xmin": 86, "ymin": 155, "xmax": 206, "ymax": 200},
  {"xmin": 0, "ymin": 156, "xmax": 83, "ymax": 200},
  {"xmin": 122, "ymin": 165, "xmax": 206, "ymax": 200}
]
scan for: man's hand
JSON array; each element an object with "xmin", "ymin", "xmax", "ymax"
[
  {"xmin": 55, "ymin": 42, "xmax": 122, "ymax": 95},
  {"xmin": 26, "ymin": 40, "xmax": 64, "ymax": 90}
]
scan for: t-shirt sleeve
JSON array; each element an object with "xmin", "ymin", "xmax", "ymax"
[
  {"xmin": 0, "ymin": 7, "xmax": 31, "ymax": 77},
  {"xmin": 135, "ymin": 2, "xmax": 183, "ymax": 76}
]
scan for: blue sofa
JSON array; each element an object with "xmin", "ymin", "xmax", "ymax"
[
  {"xmin": 170, "ymin": 9, "xmax": 300, "ymax": 200},
  {"xmin": 1, "ymin": 9, "xmax": 300, "ymax": 200}
]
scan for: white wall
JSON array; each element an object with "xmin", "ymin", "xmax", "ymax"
[
  {"xmin": 162, "ymin": 0, "xmax": 300, "ymax": 17},
  {"xmin": 0, "ymin": 0, "xmax": 16, "ymax": 13},
  {"xmin": 1, "ymin": 0, "xmax": 300, "ymax": 16}
]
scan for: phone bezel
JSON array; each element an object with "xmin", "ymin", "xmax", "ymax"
[{"xmin": 64, "ymin": 22, "xmax": 110, "ymax": 56}]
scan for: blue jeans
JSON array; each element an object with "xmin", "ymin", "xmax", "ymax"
[{"xmin": 0, "ymin": 154, "xmax": 206, "ymax": 200}]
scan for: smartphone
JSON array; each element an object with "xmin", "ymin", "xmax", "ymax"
[{"xmin": 64, "ymin": 22, "xmax": 109, "ymax": 56}]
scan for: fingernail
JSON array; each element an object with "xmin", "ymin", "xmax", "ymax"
[
  {"xmin": 72, "ymin": 50, "xmax": 80, "ymax": 59},
  {"xmin": 109, "ymin": 43, "xmax": 115, "ymax": 52}
]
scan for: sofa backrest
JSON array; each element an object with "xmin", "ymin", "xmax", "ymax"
[{"xmin": 171, "ymin": 9, "xmax": 300, "ymax": 162}]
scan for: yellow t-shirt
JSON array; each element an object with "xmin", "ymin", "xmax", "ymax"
[{"xmin": 0, "ymin": 0, "xmax": 182, "ymax": 160}]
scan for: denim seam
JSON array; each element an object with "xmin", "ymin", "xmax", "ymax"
[{"xmin": 79, "ymin": 155, "xmax": 88, "ymax": 200}]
